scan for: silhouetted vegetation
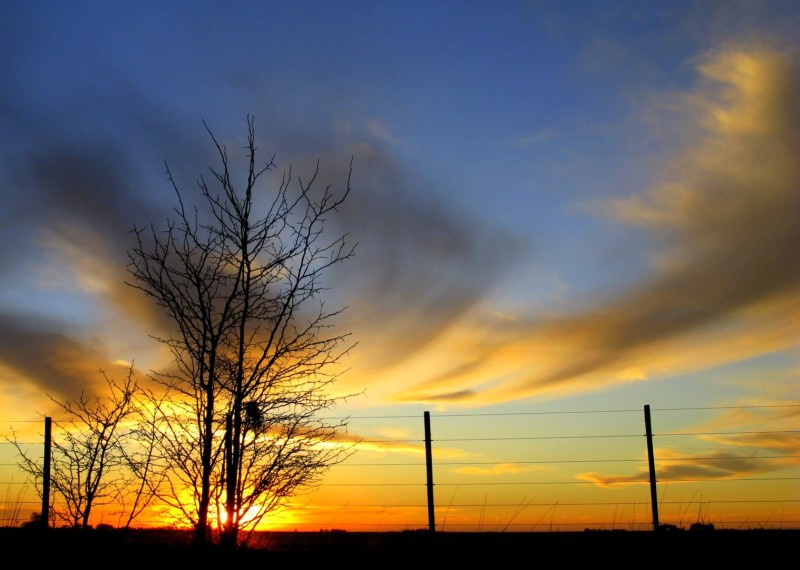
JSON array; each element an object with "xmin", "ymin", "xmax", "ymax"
[
  {"xmin": 5, "ymin": 365, "xmax": 155, "ymax": 528},
  {"xmin": 0, "ymin": 526, "xmax": 796, "ymax": 565},
  {"xmin": 125, "ymin": 116, "xmax": 359, "ymax": 548}
]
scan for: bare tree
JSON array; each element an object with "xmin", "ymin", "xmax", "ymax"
[
  {"xmin": 8, "ymin": 365, "xmax": 144, "ymax": 528},
  {"xmin": 126, "ymin": 116, "xmax": 359, "ymax": 547}
]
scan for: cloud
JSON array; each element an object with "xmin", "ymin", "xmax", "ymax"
[
  {"xmin": 578, "ymin": 445, "xmax": 795, "ymax": 489},
  {"xmin": 0, "ymin": 104, "xmax": 206, "ymax": 398},
  {"xmin": 2, "ymin": 28, "xmax": 798, "ymax": 416},
  {"xmin": 0, "ymin": 80, "xmax": 526, "ymax": 408},
  {"xmin": 454, "ymin": 463, "xmax": 542, "ymax": 476},
  {"xmin": 680, "ymin": 404, "xmax": 800, "ymax": 457},
  {"xmin": 366, "ymin": 119, "xmax": 402, "ymax": 145},
  {"xmin": 578, "ymin": 402, "xmax": 800, "ymax": 489},
  {"xmin": 394, "ymin": 42, "xmax": 800, "ymax": 405},
  {"xmin": 0, "ymin": 311, "xmax": 134, "ymax": 401},
  {"xmin": 324, "ymin": 142, "xmax": 527, "ymax": 375},
  {"xmin": 533, "ymin": 44, "xmax": 800, "ymax": 383}
]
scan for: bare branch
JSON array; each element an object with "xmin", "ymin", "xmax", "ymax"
[{"xmin": 126, "ymin": 117, "xmax": 359, "ymax": 548}]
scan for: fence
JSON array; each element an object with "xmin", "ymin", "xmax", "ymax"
[{"xmin": 2, "ymin": 403, "xmax": 799, "ymax": 531}]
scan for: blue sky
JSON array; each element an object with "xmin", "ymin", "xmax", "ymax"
[{"xmin": 1, "ymin": 1, "xmax": 799, "ymax": 421}]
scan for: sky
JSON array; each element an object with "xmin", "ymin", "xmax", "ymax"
[{"xmin": 1, "ymin": 0, "xmax": 799, "ymax": 531}]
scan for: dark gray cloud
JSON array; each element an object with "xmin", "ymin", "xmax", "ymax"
[
  {"xmin": 0, "ymin": 76, "xmax": 525, "ymax": 402},
  {"xmin": 326, "ymin": 144, "xmax": 526, "ymax": 371},
  {"xmin": 5, "ymin": 0, "xmax": 795, "ymax": 412},
  {"xmin": 0, "ymin": 311, "xmax": 131, "ymax": 399}
]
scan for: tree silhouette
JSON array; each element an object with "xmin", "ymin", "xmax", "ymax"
[
  {"xmin": 126, "ymin": 116, "xmax": 359, "ymax": 547},
  {"xmin": 8, "ymin": 365, "xmax": 146, "ymax": 528}
]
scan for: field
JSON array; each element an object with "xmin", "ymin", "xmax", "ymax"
[{"xmin": 2, "ymin": 527, "xmax": 797, "ymax": 565}]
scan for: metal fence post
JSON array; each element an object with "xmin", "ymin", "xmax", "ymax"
[
  {"xmin": 644, "ymin": 405, "xmax": 660, "ymax": 531},
  {"xmin": 424, "ymin": 411, "xmax": 435, "ymax": 532},
  {"xmin": 42, "ymin": 416, "xmax": 51, "ymax": 527}
]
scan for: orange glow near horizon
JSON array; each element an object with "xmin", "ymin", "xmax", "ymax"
[{"xmin": 2, "ymin": 400, "xmax": 799, "ymax": 533}]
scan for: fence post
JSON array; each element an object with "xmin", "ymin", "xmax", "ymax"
[
  {"xmin": 42, "ymin": 416, "xmax": 51, "ymax": 527},
  {"xmin": 644, "ymin": 405, "xmax": 659, "ymax": 531},
  {"xmin": 424, "ymin": 411, "xmax": 435, "ymax": 532}
]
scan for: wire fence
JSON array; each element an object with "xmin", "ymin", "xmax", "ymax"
[{"xmin": 2, "ymin": 403, "xmax": 799, "ymax": 531}]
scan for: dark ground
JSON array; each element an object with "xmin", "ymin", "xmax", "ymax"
[{"xmin": 2, "ymin": 527, "xmax": 797, "ymax": 566}]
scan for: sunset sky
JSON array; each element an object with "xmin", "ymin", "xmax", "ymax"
[{"xmin": 1, "ymin": 1, "xmax": 799, "ymax": 531}]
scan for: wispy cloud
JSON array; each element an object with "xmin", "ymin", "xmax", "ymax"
[
  {"xmin": 454, "ymin": 463, "xmax": 543, "ymax": 476},
  {"xmin": 578, "ymin": 445, "xmax": 795, "ymax": 489},
  {"xmin": 366, "ymin": 119, "xmax": 402, "ymax": 145},
  {"xmin": 578, "ymin": 400, "xmax": 800, "ymax": 489},
  {"xmin": 388, "ymin": 43, "xmax": 800, "ymax": 405},
  {"xmin": 1, "ymin": 37, "xmax": 798, "ymax": 415}
]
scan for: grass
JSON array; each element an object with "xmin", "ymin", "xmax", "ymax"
[{"xmin": 1, "ymin": 479, "xmax": 30, "ymax": 528}]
